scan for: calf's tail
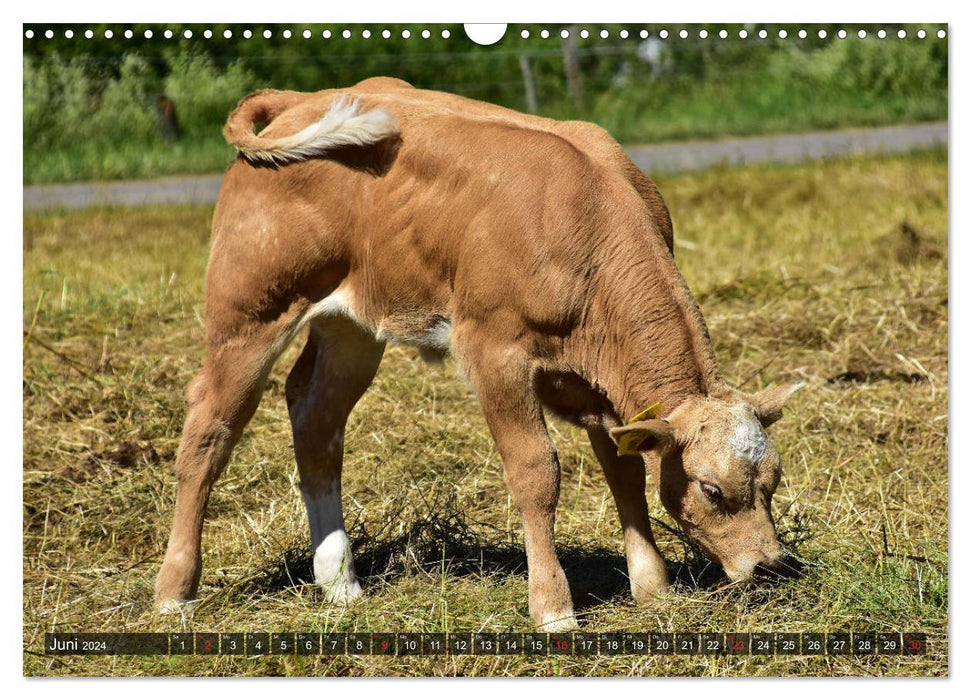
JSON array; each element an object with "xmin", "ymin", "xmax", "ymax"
[{"xmin": 223, "ymin": 90, "xmax": 400, "ymax": 166}]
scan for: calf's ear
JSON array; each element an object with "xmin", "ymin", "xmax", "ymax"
[
  {"xmin": 749, "ymin": 382, "xmax": 806, "ymax": 428},
  {"xmin": 609, "ymin": 419, "xmax": 675, "ymax": 457}
]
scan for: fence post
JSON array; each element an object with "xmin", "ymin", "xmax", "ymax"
[
  {"xmin": 155, "ymin": 94, "xmax": 179, "ymax": 144},
  {"xmin": 519, "ymin": 52, "xmax": 539, "ymax": 113},
  {"xmin": 561, "ymin": 26, "xmax": 583, "ymax": 109}
]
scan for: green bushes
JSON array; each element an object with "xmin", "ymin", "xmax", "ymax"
[
  {"xmin": 25, "ymin": 54, "xmax": 160, "ymax": 149},
  {"xmin": 588, "ymin": 39, "xmax": 947, "ymax": 143},
  {"xmin": 771, "ymin": 36, "xmax": 946, "ymax": 97},
  {"xmin": 163, "ymin": 54, "xmax": 256, "ymax": 140},
  {"xmin": 24, "ymin": 53, "xmax": 255, "ymax": 183}
]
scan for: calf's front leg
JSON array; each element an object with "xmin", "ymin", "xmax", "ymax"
[
  {"xmin": 465, "ymin": 345, "xmax": 577, "ymax": 631},
  {"xmin": 588, "ymin": 426, "xmax": 670, "ymax": 601}
]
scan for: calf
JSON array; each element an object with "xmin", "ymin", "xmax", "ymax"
[{"xmin": 155, "ymin": 77, "xmax": 803, "ymax": 631}]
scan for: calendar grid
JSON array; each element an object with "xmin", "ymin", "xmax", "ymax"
[{"xmin": 43, "ymin": 632, "xmax": 927, "ymax": 656}]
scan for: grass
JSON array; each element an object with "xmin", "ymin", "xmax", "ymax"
[
  {"xmin": 589, "ymin": 79, "xmax": 944, "ymax": 145},
  {"xmin": 22, "ymin": 151, "xmax": 948, "ymax": 676},
  {"xmin": 23, "ymin": 136, "xmax": 239, "ymax": 186}
]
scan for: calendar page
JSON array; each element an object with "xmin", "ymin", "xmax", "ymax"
[{"xmin": 22, "ymin": 16, "xmax": 948, "ymax": 679}]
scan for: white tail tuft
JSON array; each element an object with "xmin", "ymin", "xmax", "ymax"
[{"xmin": 235, "ymin": 96, "xmax": 399, "ymax": 165}]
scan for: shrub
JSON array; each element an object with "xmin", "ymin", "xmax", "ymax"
[
  {"xmin": 89, "ymin": 55, "xmax": 161, "ymax": 146},
  {"xmin": 163, "ymin": 54, "xmax": 256, "ymax": 139},
  {"xmin": 24, "ymin": 55, "xmax": 99, "ymax": 150},
  {"xmin": 767, "ymin": 39, "xmax": 946, "ymax": 98}
]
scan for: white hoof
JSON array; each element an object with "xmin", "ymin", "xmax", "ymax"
[
  {"xmin": 321, "ymin": 577, "xmax": 363, "ymax": 605},
  {"xmin": 313, "ymin": 529, "xmax": 362, "ymax": 605},
  {"xmin": 157, "ymin": 598, "xmax": 197, "ymax": 616},
  {"xmin": 537, "ymin": 613, "xmax": 579, "ymax": 632}
]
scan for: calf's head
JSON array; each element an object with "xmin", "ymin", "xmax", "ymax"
[{"xmin": 610, "ymin": 384, "xmax": 804, "ymax": 581}]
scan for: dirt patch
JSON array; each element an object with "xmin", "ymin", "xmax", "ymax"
[
  {"xmin": 827, "ymin": 369, "xmax": 927, "ymax": 385},
  {"xmin": 879, "ymin": 221, "xmax": 944, "ymax": 265},
  {"xmin": 61, "ymin": 440, "xmax": 161, "ymax": 483}
]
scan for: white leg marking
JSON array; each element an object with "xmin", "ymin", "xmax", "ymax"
[{"xmin": 302, "ymin": 485, "xmax": 362, "ymax": 603}]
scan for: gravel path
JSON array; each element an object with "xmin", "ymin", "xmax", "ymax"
[{"xmin": 23, "ymin": 122, "xmax": 946, "ymax": 213}]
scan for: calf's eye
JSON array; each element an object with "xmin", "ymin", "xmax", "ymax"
[{"xmin": 699, "ymin": 481, "xmax": 724, "ymax": 505}]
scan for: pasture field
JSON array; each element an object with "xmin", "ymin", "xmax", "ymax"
[{"xmin": 23, "ymin": 151, "xmax": 948, "ymax": 677}]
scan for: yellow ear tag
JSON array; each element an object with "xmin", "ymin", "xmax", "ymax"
[{"xmin": 616, "ymin": 402, "xmax": 663, "ymax": 457}]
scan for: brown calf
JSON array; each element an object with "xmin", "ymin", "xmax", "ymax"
[{"xmin": 155, "ymin": 77, "xmax": 803, "ymax": 630}]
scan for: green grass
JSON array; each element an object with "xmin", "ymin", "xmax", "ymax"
[
  {"xmin": 23, "ymin": 136, "xmax": 238, "ymax": 186},
  {"xmin": 22, "ymin": 152, "xmax": 947, "ymax": 676},
  {"xmin": 588, "ymin": 78, "xmax": 944, "ymax": 145}
]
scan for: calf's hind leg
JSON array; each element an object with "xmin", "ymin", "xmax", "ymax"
[
  {"xmin": 155, "ymin": 322, "xmax": 291, "ymax": 612},
  {"xmin": 285, "ymin": 319, "xmax": 384, "ymax": 603}
]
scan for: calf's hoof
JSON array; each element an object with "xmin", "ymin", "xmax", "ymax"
[
  {"xmin": 313, "ymin": 532, "xmax": 363, "ymax": 605},
  {"xmin": 536, "ymin": 612, "xmax": 580, "ymax": 632},
  {"xmin": 320, "ymin": 577, "xmax": 364, "ymax": 605},
  {"xmin": 630, "ymin": 576, "xmax": 672, "ymax": 603},
  {"xmin": 157, "ymin": 598, "xmax": 197, "ymax": 616}
]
